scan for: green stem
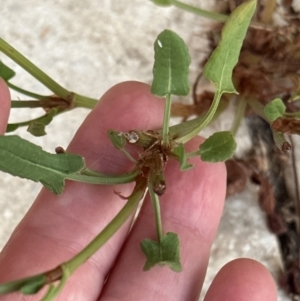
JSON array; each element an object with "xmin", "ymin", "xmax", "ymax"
[
  {"xmin": 284, "ymin": 112, "xmax": 300, "ymax": 118},
  {"xmin": 162, "ymin": 93, "xmax": 172, "ymax": 146},
  {"xmin": 0, "ymin": 38, "xmax": 70, "ymax": 98},
  {"xmin": 40, "ymin": 266, "xmax": 69, "ymax": 301},
  {"xmin": 11, "ymin": 100, "xmax": 47, "ymax": 108},
  {"xmin": 11, "ymin": 94, "xmax": 97, "ymax": 110},
  {"xmin": 1, "ymin": 39, "xmax": 98, "ymax": 110},
  {"xmin": 120, "ymin": 149, "xmax": 138, "ymax": 164},
  {"xmin": 67, "ymin": 169, "xmax": 140, "ymax": 185},
  {"xmin": 6, "ymin": 110, "xmax": 57, "ymax": 132},
  {"xmin": 133, "ymin": 95, "xmax": 226, "ymax": 148},
  {"xmin": 246, "ymin": 98, "xmax": 267, "ymax": 120},
  {"xmin": 230, "ymin": 99, "xmax": 247, "ymax": 136},
  {"xmin": 185, "ymin": 150, "xmax": 200, "ymax": 158},
  {"xmin": 168, "ymin": 115, "xmax": 205, "ymax": 142},
  {"xmin": 175, "ymin": 90, "xmax": 222, "ymax": 144},
  {"xmin": 79, "ymin": 167, "xmax": 107, "ymax": 177},
  {"xmin": 148, "ymin": 183, "xmax": 163, "ymax": 242},
  {"xmin": 166, "ymin": 98, "xmax": 228, "ymax": 144},
  {"xmin": 171, "ymin": 0, "xmax": 228, "ymax": 22},
  {"xmin": 65, "ymin": 178, "xmax": 147, "ymax": 274},
  {"xmin": 7, "ymin": 82, "xmax": 46, "ymax": 99},
  {"xmin": 11, "ymin": 98, "xmax": 66, "ymax": 109},
  {"xmin": 73, "ymin": 94, "xmax": 97, "ymax": 109},
  {"xmin": 169, "ymin": 0, "xmax": 271, "ymax": 30},
  {"xmin": 0, "ymin": 177, "xmax": 145, "ymax": 297}
]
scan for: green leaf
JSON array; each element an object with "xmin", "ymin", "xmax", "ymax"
[
  {"xmin": 151, "ymin": 29, "xmax": 191, "ymax": 96},
  {"xmin": 0, "ymin": 135, "xmax": 85, "ymax": 194},
  {"xmin": 6, "ymin": 123, "xmax": 19, "ymax": 133},
  {"xmin": 0, "ymin": 61, "xmax": 15, "ymax": 81},
  {"xmin": 27, "ymin": 122, "xmax": 47, "ymax": 136},
  {"xmin": 173, "ymin": 1, "xmax": 256, "ymax": 145},
  {"xmin": 203, "ymin": 0, "xmax": 256, "ymax": 94},
  {"xmin": 141, "ymin": 232, "xmax": 182, "ymax": 272},
  {"xmin": 150, "ymin": 0, "xmax": 172, "ymax": 6},
  {"xmin": 0, "ymin": 274, "xmax": 46, "ymax": 295},
  {"xmin": 172, "ymin": 143, "xmax": 193, "ymax": 171},
  {"xmin": 107, "ymin": 130, "xmax": 126, "ymax": 150},
  {"xmin": 264, "ymin": 98, "xmax": 286, "ymax": 122},
  {"xmin": 27, "ymin": 108, "xmax": 57, "ymax": 136},
  {"xmin": 20, "ymin": 275, "xmax": 47, "ymax": 295},
  {"xmin": 199, "ymin": 131, "xmax": 237, "ymax": 162}
]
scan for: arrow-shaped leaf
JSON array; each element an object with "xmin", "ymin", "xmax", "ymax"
[
  {"xmin": 264, "ymin": 98, "xmax": 286, "ymax": 122},
  {"xmin": 151, "ymin": 29, "xmax": 191, "ymax": 97},
  {"xmin": 27, "ymin": 108, "xmax": 57, "ymax": 136},
  {"xmin": 0, "ymin": 135, "xmax": 85, "ymax": 194},
  {"xmin": 107, "ymin": 130, "xmax": 126, "ymax": 150},
  {"xmin": 176, "ymin": 0, "xmax": 256, "ymax": 144},
  {"xmin": 203, "ymin": 0, "xmax": 256, "ymax": 94},
  {"xmin": 141, "ymin": 232, "xmax": 182, "ymax": 272}
]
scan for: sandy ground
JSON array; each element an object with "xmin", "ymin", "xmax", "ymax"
[{"xmin": 0, "ymin": 1, "xmax": 292, "ymax": 300}]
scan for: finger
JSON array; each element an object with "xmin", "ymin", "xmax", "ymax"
[
  {"xmin": 99, "ymin": 137, "xmax": 227, "ymax": 300},
  {"xmin": 0, "ymin": 81, "xmax": 165, "ymax": 300},
  {"xmin": 203, "ymin": 258, "xmax": 277, "ymax": 301},
  {"xmin": 0, "ymin": 78, "xmax": 11, "ymax": 134}
]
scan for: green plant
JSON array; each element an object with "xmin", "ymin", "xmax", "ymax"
[
  {"xmin": 0, "ymin": 0, "xmax": 297, "ymax": 299},
  {"xmin": 153, "ymin": 0, "xmax": 300, "ymax": 298}
]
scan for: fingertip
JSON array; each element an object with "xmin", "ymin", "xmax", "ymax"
[
  {"xmin": 0, "ymin": 78, "xmax": 11, "ymax": 134},
  {"xmin": 93, "ymin": 80, "xmax": 165, "ymax": 131},
  {"xmin": 204, "ymin": 258, "xmax": 277, "ymax": 301}
]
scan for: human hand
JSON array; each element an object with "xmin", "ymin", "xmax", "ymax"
[{"xmin": 0, "ymin": 79, "xmax": 277, "ymax": 300}]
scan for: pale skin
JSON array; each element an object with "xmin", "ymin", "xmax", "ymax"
[{"xmin": 0, "ymin": 79, "xmax": 277, "ymax": 300}]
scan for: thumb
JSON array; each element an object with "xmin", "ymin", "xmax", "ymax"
[{"xmin": 0, "ymin": 78, "xmax": 11, "ymax": 134}]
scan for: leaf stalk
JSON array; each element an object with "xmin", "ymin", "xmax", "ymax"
[
  {"xmin": 171, "ymin": 0, "xmax": 228, "ymax": 22},
  {"xmin": 65, "ymin": 177, "xmax": 147, "ymax": 274},
  {"xmin": 0, "ymin": 38, "xmax": 70, "ymax": 98},
  {"xmin": 162, "ymin": 93, "xmax": 172, "ymax": 146},
  {"xmin": 148, "ymin": 183, "xmax": 163, "ymax": 242},
  {"xmin": 7, "ymin": 82, "xmax": 46, "ymax": 99},
  {"xmin": 175, "ymin": 90, "xmax": 222, "ymax": 144},
  {"xmin": 230, "ymin": 98, "xmax": 247, "ymax": 136},
  {"xmin": 67, "ymin": 169, "xmax": 140, "ymax": 185}
]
